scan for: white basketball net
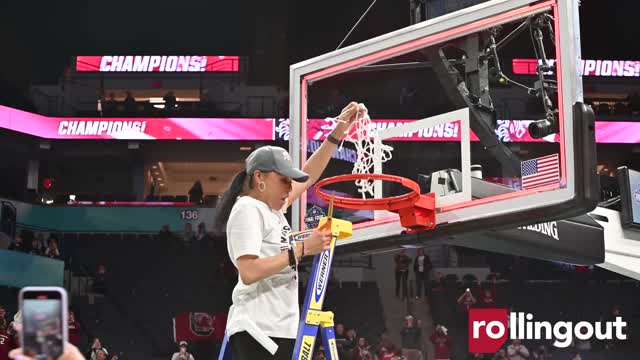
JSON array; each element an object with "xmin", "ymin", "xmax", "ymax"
[{"xmin": 336, "ymin": 104, "xmax": 393, "ymax": 198}]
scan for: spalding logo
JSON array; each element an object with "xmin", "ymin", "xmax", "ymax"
[
  {"xmin": 314, "ymin": 251, "xmax": 331, "ymax": 302},
  {"xmin": 518, "ymin": 221, "xmax": 559, "ymax": 241}
]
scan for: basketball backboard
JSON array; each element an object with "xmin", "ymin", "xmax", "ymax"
[{"xmin": 289, "ymin": 0, "xmax": 598, "ymax": 250}]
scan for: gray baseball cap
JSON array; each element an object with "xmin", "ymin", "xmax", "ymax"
[{"xmin": 246, "ymin": 146, "xmax": 309, "ymax": 182}]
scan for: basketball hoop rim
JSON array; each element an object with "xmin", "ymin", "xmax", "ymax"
[{"xmin": 314, "ymin": 174, "xmax": 421, "ymax": 211}]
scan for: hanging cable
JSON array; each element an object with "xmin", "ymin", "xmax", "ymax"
[{"xmin": 336, "ymin": 0, "xmax": 379, "ymax": 50}]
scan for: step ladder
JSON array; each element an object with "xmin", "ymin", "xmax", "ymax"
[{"xmin": 290, "ymin": 196, "xmax": 352, "ymax": 360}]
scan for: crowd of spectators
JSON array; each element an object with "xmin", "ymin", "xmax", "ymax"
[
  {"xmin": 317, "ymin": 321, "xmax": 402, "ymax": 360},
  {"xmin": 98, "ymin": 91, "xmax": 179, "ymax": 118},
  {"xmin": 73, "ymin": 84, "xmax": 640, "ymax": 129},
  {"xmin": 93, "ymin": 90, "xmax": 241, "ymax": 118},
  {"xmin": 6, "ymin": 229, "xmax": 63, "ymax": 261},
  {"xmin": 588, "ymin": 93, "xmax": 640, "ymax": 117},
  {"xmin": 311, "ymin": 313, "xmax": 437, "ymax": 360},
  {"xmin": 157, "ymin": 223, "xmax": 224, "ymax": 253}
]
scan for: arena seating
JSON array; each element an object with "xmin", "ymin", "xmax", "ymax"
[
  {"xmin": 59, "ymin": 233, "xmax": 231, "ymax": 358},
  {"xmin": 323, "ymin": 284, "xmax": 386, "ymax": 342},
  {"xmin": 0, "ymin": 286, "xmax": 18, "ymax": 319}
]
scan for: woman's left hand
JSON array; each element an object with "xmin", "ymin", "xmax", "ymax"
[{"xmin": 10, "ymin": 343, "xmax": 86, "ymax": 360}]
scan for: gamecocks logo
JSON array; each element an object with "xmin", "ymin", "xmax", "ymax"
[{"xmin": 189, "ymin": 313, "xmax": 214, "ymax": 336}]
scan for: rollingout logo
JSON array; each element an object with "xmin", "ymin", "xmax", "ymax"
[{"xmin": 469, "ymin": 309, "xmax": 627, "ymax": 353}]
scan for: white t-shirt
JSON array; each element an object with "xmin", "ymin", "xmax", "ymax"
[
  {"xmin": 417, "ymin": 255, "xmax": 425, "ymax": 272},
  {"xmin": 171, "ymin": 352, "xmax": 195, "ymax": 360},
  {"xmin": 225, "ymin": 196, "xmax": 299, "ymax": 339}
]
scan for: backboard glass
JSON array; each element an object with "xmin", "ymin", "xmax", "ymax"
[{"xmin": 289, "ymin": 0, "xmax": 598, "ymax": 249}]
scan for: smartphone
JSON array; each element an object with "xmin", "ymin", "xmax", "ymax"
[{"xmin": 19, "ymin": 287, "xmax": 68, "ymax": 359}]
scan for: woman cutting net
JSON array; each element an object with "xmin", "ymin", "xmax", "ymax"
[{"xmin": 213, "ymin": 102, "xmax": 365, "ymax": 360}]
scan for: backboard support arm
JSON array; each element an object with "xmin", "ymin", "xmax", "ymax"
[{"xmin": 423, "ymin": 43, "xmax": 522, "ymax": 176}]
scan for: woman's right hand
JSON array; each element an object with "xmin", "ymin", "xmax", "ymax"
[{"xmin": 303, "ymin": 228, "xmax": 333, "ymax": 256}]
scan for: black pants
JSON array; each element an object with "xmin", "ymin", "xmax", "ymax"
[
  {"xmin": 415, "ymin": 271, "xmax": 429, "ymax": 297},
  {"xmin": 230, "ymin": 331, "xmax": 295, "ymax": 360},
  {"xmin": 395, "ymin": 270, "xmax": 408, "ymax": 298}
]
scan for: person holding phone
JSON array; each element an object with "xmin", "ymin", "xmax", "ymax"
[
  {"xmin": 171, "ymin": 341, "xmax": 194, "ymax": 360},
  {"xmin": 400, "ymin": 315, "xmax": 422, "ymax": 360},
  {"xmin": 6, "ymin": 313, "xmax": 20, "ymax": 351},
  {"xmin": 479, "ymin": 278, "xmax": 497, "ymax": 308},
  {"xmin": 214, "ymin": 102, "xmax": 364, "ymax": 360},
  {"xmin": 86, "ymin": 338, "xmax": 107, "ymax": 360},
  {"xmin": 457, "ymin": 287, "xmax": 477, "ymax": 326},
  {"xmin": 10, "ymin": 287, "xmax": 86, "ymax": 360},
  {"xmin": 352, "ymin": 337, "xmax": 372, "ymax": 360},
  {"xmin": 457, "ymin": 288, "xmax": 477, "ymax": 312},
  {"xmin": 430, "ymin": 324, "xmax": 452, "ymax": 360}
]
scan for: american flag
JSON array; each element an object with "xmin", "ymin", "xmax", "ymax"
[{"xmin": 521, "ymin": 154, "xmax": 560, "ymax": 190}]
